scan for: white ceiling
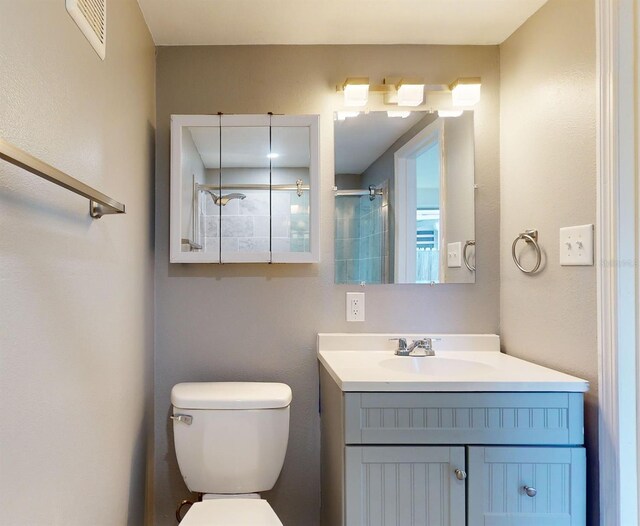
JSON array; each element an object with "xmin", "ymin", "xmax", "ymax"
[
  {"xmin": 137, "ymin": 0, "xmax": 548, "ymax": 46},
  {"xmin": 335, "ymin": 112, "xmax": 428, "ymax": 175},
  {"xmin": 189, "ymin": 126, "xmax": 310, "ymax": 168}
]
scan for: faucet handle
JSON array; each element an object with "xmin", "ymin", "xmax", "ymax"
[
  {"xmin": 414, "ymin": 337, "xmax": 433, "ymax": 349},
  {"xmin": 390, "ymin": 338, "xmax": 410, "ymax": 355},
  {"xmin": 419, "ymin": 337, "xmax": 442, "ymax": 348}
]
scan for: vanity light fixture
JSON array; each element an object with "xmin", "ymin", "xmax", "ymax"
[
  {"xmin": 387, "ymin": 110, "xmax": 411, "ymax": 118},
  {"xmin": 381, "ymin": 77, "xmax": 424, "ymax": 106},
  {"xmin": 342, "ymin": 77, "xmax": 369, "ymax": 107},
  {"xmin": 450, "ymin": 77, "xmax": 482, "ymax": 107},
  {"xmin": 267, "ymin": 153, "xmax": 279, "ymax": 159},
  {"xmin": 336, "ymin": 111, "xmax": 360, "ymax": 121},
  {"xmin": 395, "ymin": 78, "xmax": 425, "ymax": 107},
  {"xmin": 337, "ymin": 76, "xmax": 480, "ymax": 109},
  {"xmin": 437, "ymin": 109, "xmax": 464, "ymax": 118}
]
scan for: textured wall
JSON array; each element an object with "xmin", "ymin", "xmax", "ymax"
[
  {"xmin": 155, "ymin": 45, "xmax": 500, "ymax": 525},
  {"xmin": 0, "ymin": 1, "xmax": 156, "ymax": 524},
  {"xmin": 499, "ymin": 0, "xmax": 598, "ymax": 523}
]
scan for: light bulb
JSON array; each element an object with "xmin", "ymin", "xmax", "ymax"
[
  {"xmin": 451, "ymin": 79, "xmax": 481, "ymax": 106},
  {"xmin": 397, "ymin": 83, "xmax": 424, "ymax": 106}
]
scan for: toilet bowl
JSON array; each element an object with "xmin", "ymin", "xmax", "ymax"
[
  {"xmin": 171, "ymin": 382, "xmax": 292, "ymax": 525},
  {"xmin": 180, "ymin": 499, "xmax": 282, "ymax": 526}
]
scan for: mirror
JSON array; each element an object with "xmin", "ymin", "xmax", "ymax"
[
  {"xmin": 170, "ymin": 114, "xmax": 320, "ymax": 263},
  {"xmin": 334, "ymin": 111, "xmax": 476, "ymax": 284}
]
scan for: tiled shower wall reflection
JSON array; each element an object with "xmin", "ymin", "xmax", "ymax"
[
  {"xmin": 200, "ymin": 190, "xmax": 310, "ymax": 253},
  {"xmin": 335, "ymin": 195, "xmax": 387, "ymax": 284}
]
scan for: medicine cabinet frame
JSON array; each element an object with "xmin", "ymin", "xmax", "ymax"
[{"xmin": 170, "ymin": 114, "xmax": 320, "ymax": 264}]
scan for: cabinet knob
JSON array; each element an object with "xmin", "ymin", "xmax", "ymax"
[
  {"xmin": 454, "ymin": 469, "xmax": 467, "ymax": 480},
  {"xmin": 523, "ymin": 485, "xmax": 537, "ymax": 497}
]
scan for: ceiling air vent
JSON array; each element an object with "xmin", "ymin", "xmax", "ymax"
[{"xmin": 66, "ymin": 0, "xmax": 106, "ymax": 60}]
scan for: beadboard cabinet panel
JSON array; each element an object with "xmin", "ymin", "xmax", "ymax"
[
  {"xmin": 467, "ymin": 447, "xmax": 586, "ymax": 526},
  {"xmin": 345, "ymin": 392, "xmax": 584, "ymax": 446},
  {"xmin": 345, "ymin": 446, "xmax": 466, "ymax": 526}
]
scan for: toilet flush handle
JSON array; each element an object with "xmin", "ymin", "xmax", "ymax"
[{"xmin": 170, "ymin": 414, "xmax": 193, "ymax": 425}]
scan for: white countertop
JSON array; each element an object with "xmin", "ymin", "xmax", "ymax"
[{"xmin": 317, "ymin": 333, "xmax": 589, "ymax": 393}]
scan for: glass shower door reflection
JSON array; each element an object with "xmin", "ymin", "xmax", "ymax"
[
  {"xmin": 270, "ymin": 125, "xmax": 311, "ymax": 258},
  {"xmin": 335, "ymin": 193, "xmax": 387, "ymax": 284},
  {"xmin": 219, "ymin": 116, "xmax": 271, "ymax": 263}
]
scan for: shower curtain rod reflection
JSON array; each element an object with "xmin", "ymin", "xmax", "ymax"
[
  {"xmin": 333, "ymin": 185, "xmax": 384, "ymax": 200},
  {"xmin": 197, "ymin": 181, "xmax": 308, "ymax": 193}
]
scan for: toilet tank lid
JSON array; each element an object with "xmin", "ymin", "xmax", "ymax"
[{"xmin": 171, "ymin": 382, "xmax": 292, "ymax": 410}]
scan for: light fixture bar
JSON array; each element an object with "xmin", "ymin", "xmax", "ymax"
[{"xmin": 336, "ymin": 76, "xmax": 481, "ymax": 108}]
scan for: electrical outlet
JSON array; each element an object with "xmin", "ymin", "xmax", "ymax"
[{"xmin": 346, "ymin": 292, "xmax": 365, "ymax": 322}]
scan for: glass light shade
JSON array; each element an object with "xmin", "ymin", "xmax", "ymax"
[
  {"xmin": 397, "ymin": 84, "xmax": 424, "ymax": 106},
  {"xmin": 387, "ymin": 111, "xmax": 411, "ymax": 118},
  {"xmin": 437, "ymin": 109, "xmax": 464, "ymax": 117},
  {"xmin": 343, "ymin": 83, "xmax": 369, "ymax": 107},
  {"xmin": 451, "ymin": 82, "xmax": 481, "ymax": 106},
  {"xmin": 336, "ymin": 111, "xmax": 360, "ymax": 121}
]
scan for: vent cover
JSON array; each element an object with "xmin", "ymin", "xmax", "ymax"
[{"xmin": 66, "ymin": 0, "xmax": 106, "ymax": 60}]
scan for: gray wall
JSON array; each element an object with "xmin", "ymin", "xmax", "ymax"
[
  {"xmin": 499, "ymin": 0, "xmax": 598, "ymax": 523},
  {"xmin": 155, "ymin": 45, "xmax": 500, "ymax": 525},
  {"xmin": 0, "ymin": 1, "xmax": 156, "ymax": 525},
  {"xmin": 442, "ymin": 113, "xmax": 476, "ymax": 284}
]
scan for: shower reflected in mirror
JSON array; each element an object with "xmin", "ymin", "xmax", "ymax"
[{"xmin": 334, "ymin": 111, "xmax": 476, "ymax": 285}]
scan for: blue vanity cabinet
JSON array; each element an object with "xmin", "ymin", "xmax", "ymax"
[
  {"xmin": 467, "ymin": 446, "xmax": 586, "ymax": 526},
  {"xmin": 319, "ymin": 367, "xmax": 587, "ymax": 526},
  {"xmin": 345, "ymin": 446, "xmax": 466, "ymax": 526}
]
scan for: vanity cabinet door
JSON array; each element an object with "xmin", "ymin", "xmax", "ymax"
[
  {"xmin": 345, "ymin": 446, "xmax": 466, "ymax": 526},
  {"xmin": 467, "ymin": 446, "xmax": 586, "ymax": 526}
]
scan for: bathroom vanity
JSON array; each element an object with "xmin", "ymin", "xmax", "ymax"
[{"xmin": 318, "ymin": 334, "xmax": 588, "ymax": 526}]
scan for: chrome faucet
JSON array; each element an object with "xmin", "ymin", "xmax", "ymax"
[
  {"xmin": 390, "ymin": 337, "xmax": 439, "ymax": 357},
  {"xmin": 407, "ymin": 338, "xmax": 437, "ymax": 356}
]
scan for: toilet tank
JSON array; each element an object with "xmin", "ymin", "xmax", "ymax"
[{"xmin": 171, "ymin": 382, "xmax": 292, "ymax": 494}]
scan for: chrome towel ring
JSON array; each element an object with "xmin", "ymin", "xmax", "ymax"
[
  {"xmin": 463, "ymin": 240, "xmax": 476, "ymax": 271},
  {"xmin": 512, "ymin": 229, "xmax": 542, "ymax": 274}
]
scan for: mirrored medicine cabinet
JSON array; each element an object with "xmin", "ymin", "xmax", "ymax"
[
  {"xmin": 334, "ymin": 110, "xmax": 476, "ymax": 285},
  {"xmin": 170, "ymin": 114, "xmax": 320, "ymax": 263}
]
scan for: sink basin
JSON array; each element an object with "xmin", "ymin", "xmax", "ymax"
[
  {"xmin": 379, "ymin": 356, "xmax": 494, "ymax": 376},
  {"xmin": 318, "ymin": 334, "xmax": 590, "ymax": 392}
]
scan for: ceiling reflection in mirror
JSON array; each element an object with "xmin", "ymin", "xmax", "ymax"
[{"xmin": 334, "ymin": 111, "xmax": 475, "ymax": 284}]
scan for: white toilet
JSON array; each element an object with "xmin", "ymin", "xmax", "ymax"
[{"xmin": 171, "ymin": 382, "xmax": 292, "ymax": 525}]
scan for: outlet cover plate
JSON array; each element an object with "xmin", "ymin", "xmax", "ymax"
[
  {"xmin": 560, "ymin": 224, "xmax": 594, "ymax": 266},
  {"xmin": 346, "ymin": 292, "xmax": 365, "ymax": 322}
]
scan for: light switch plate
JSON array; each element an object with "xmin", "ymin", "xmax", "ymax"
[
  {"xmin": 447, "ymin": 242, "xmax": 462, "ymax": 268},
  {"xmin": 560, "ymin": 224, "xmax": 594, "ymax": 266}
]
